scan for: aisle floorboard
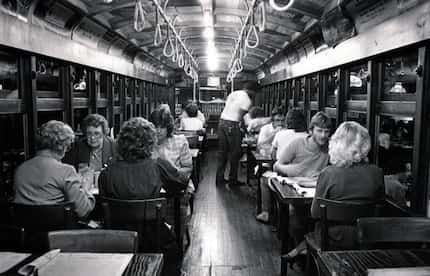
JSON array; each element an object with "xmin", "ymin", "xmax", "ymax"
[{"xmin": 181, "ymin": 151, "xmax": 304, "ymax": 276}]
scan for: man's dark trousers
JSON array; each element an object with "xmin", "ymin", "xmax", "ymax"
[{"xmin": 216, "ymin": 119, "xmax": 242, "ymax": 186}]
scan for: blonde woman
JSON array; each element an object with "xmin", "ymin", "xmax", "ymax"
[{"xmin": 311, "ymin": 121, "xmax": 385, "ymax": 249}]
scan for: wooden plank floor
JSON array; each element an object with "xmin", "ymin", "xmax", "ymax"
[{"xmin": 181, "ymin": 151, "xmax": 305, "ymax": 276}]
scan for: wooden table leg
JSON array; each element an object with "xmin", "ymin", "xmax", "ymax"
[
  {"xmin": 246, "ymin": 147, "xmax": 251, "ymax": 186},
  {"xmin": 280, "ymin": 202, "xmax": 290, "ymax": 276},
  {"xmin": 173, "ymin": 196, "xmax": 183, "ymax": 258}
]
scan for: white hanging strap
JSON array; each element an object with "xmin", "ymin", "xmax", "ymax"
[
  {"xmin": 235, "ymin": 58, "xmax": 243, "ymax": 72},
  {"xmin": 269, "ymin": 0, "xmax": 295, "ymax": 12},
  {"xmin": 178, "ymin": 51, "xmax": 185, "ymax": 68},
  {"xmin": 154, "ymin": 10, "xmax": 163, "ymax": 46},
  {"xmin": 256, "ymin": 1, "xmax": 266, "ymax": 32},
  {"xmin": 163, "ymin": 28, "xmax": 175, "ymax": 57},
  {"xmin": 172, "ymin": 38, "xmax": 178, "ymax": 62},
  {"xmin": 134, "ymin": 0, "xmax": 145, "ymax": 32},
  {"xmin": 245, "ymin": 24, "xmax": 259, "ymax": 48}
]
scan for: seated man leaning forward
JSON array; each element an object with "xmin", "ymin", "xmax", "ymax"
[
  {"xmin": 14, "ymin": 120, "xmax": 95, "ymax": 218},
  {"xmin": 272, "ymin": 111, "xmax": 331, "ymax": 255},
  {"xmin": 273, "ymin": 111, "xmax": 331, "ymax": 178}
]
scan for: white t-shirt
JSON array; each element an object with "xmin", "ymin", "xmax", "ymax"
[
  {"xmin": 220, "ymin": 90, "xmax": 252, "ymax": 122},
  {"xmin": 181, "ymin": 110, "xmax": 206, "ymax": 125},
  {"xmin": 258, "ymin": 124, "xmax": 278, "ymax": 149},
  {"xmin": 272, "ymin": 129, "xmax": 309, "ymax": 160},
  {"xmin": 180, "ymin": 117, "xmax": 204, "ymax": 131}
]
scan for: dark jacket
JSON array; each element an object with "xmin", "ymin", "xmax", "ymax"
[
  {"xmin": 64, "ymin": 136, "xmax": 117, "ymax": 170},
  {"xmin": 98, "ymin": 158, "xmax": 188, "ymax": 199},
  {"xmin": 311, "ymin": 163, "xmax": 385, "ymax": 249}
]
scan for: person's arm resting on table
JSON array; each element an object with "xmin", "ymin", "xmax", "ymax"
[
  {"xmin": 63, "ymin": 166, "xmax": 95, "ymax": 218},
  {"xmin": 273, "ymin": 139, "xmax": 298, "ymax": 176}
]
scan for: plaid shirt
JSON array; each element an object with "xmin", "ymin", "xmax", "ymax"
[{"xmin": 154, "ymin": 134, "xmax": 193, "ymax": 179}]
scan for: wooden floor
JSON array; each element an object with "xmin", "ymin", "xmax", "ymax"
[{"xmin": 181, "ymin": 151, "xmax": 305, "ymax": 276}]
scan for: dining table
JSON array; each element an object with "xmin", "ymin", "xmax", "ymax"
[
  {"xmin": 0, "ymin": 252, "xmax": 163, "ymax": 276},
  {"xmin": 270, "ymin": 176, "xmax": 316, "ymax": 276},
  {"xmin": 317, "ymin": 249, "xmax": 430, "ymax": 276}
]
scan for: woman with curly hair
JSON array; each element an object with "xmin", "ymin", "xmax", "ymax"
[
  {"xmin": 98, "ymin": 117, "xmax": 187, "ymax": 199},
  {"xmin": 98, "ymin": 117, "xmax": 186, "ymax": 276},
  {"xmin": 64, "ymin": 113, "xmax": 116, "ymax": 172},
  {"xmin": 311, "ymin": 121, "xmax": 385, "ymax": 249},
  {"xmin": 14, "ymin": 120, "xmax": 95, "ymax": 218}
]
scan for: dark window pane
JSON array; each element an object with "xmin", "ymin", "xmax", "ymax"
[
  {"xmin": 383, "ymin": 49, "xmax": 418, "ymax": 99},
  {"xmin": 36, "ymin": 57, "xmax": 61, "ymax": 98},
  {"xmin": 0, "ymin": 114, "xmax": 25, "ymax": 199},
  {"xmin": 72, "ymin": 66, "xmax": 88, "ymax": 98},
  {"xmin": 326, "ymin": 70, "xmax": 338, "ymax": 108},
  {"xmin": 378, "ymin": 115, "xmax": 414, "ymax": 208},
  {"xmin": 0, "ymin": 50, "xmax": 18, "ymax": 99},
  {"xmin": 348, "ymin": 63, "xmax": 368, "ymax": 101}
]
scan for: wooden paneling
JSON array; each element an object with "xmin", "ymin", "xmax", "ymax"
[{"xmin": 0, "ymin": 100, "xmax": 23, "ymax": 114}]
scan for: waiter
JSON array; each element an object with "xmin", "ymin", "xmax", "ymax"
[{"xmin": 216, "ymin": 82, "xmax": 256, "ymax": 187}]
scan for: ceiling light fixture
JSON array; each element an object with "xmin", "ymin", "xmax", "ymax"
[
  {"xmin": 203, "ymin": 27, "xmax": 215, "ymax": 40},
  {"xmin": 203, "ymin": 10, "xmax": 213, "ymax": 26}
]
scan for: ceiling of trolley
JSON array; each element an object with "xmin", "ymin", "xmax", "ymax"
[{"xmin": 74, "ymin": 0, "xmax": 327, "ymax": 72}]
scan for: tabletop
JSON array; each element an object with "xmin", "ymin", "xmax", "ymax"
[
  {"xmin": 251, "ymin": 150, "xmax": 272, "ymax": 163},
  {"xmin": 271, "ymin": 177, "xmax": 315, "ymax": 205},
  {"xmin": 1, "ymin": 253, "xmax": 163, "ymax": 276},
  {"xmin": 318, "ymin": 249, "xmax": 430, "ymax": 276}
]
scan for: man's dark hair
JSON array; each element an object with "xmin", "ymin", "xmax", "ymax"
[
  {"xmin": 271, "ymin": 105, "xmax": 286, "ymax": 119},
  {"xmin": 249, "ymin": 106, "xmax": 264, "ymax": 119},
  {"xmin": 185, "ymin": 103, "xmax": 198, "ymax": 118},
  {"xmin": 309, "ymin": 111, "xmax": 332, "ymax": 131},
  {"xmin": 286, "ymin": 109, "xmax": 307, "ymax": 132}
]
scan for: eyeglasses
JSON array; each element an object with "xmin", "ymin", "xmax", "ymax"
[{"xmin": 86, "ymin": 132, "xmax": 103, "ymax": 139}]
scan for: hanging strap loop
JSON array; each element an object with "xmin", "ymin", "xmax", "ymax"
[
  {"xmin": 256, "ymin": 1, "xmax": 266, "ymax": 32},
  {"xmin": 245, "ymin": 24, "xmax": 259, "ymax": 48},
  {"xmin": 134, "ymin": 0, "xmax": 145, "ymax": 32},
  {"xmin": 178, "ymin": 51, "xmax": 185, "ymax": 68},
  {"xmin": 269, "ymin": 0, "xmax": 295, "ymax": 12},
  {"xmin": 172, "ymin": 38, "xmax": 178, "ymax": 62},
  {"xmin": 154, "ymin": 10, "xmax": 163, "ymax": 46},
  {"xmin": 163, "ymin": 28, "xmax": 175, "ymax": 57}
]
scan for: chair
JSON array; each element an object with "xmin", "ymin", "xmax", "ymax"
[
  {"xmin": 357, "ymin": 217, "xmax": 430, "ymax": 249},
  {"xmin": 0, "ymin": 224, "xmax": 25, "ymax": 251},
  {"xmin": 48, "ymin": 229, "xmax": 138, "ymax": 253},
  {"xmin": 10, "ymin": 202, "xmax": 77, "ymax": 231},
  {"xmin": 304, "ymin": 198, "xmax": 380, "ymax": 275},
  {"xmin": 100, "ymin": 197, "xmax": 166, "ymax": 252},
  {"xmin": 10, "ymin": 202, "xmax": 78, "ymax": 251}
]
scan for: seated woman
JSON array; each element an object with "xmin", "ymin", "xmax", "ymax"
[
  {"xmin": 150, "ymin": 107, "xmax": 193, "ymax": 190},
  {"xmin": 64, "ymin": 114, "xmax": 116, "ymax": 172},
  {"xmin": 180, "ymin": 103, "xmax": 205, "ymax": 133},
  {"xmin": 311, "ymin": 121, "xmax": 385, "ymax": 250},
  {"xmin": 98, "ymin": 117, "xmax": 187, "ymax": 276},
  {"xmin": 98, "ymin": 117, "xmax": 188, "ymax": 199},
  {"xmin": 14, "ymin": 120, "xmax": 95, "ymax": 219}
]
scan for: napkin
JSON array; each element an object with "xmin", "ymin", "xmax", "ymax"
[{"xmin": 18, "ymin": 249, "xmax": 61, "ymax": 276}]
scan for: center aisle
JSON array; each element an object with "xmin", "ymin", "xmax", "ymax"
[{"xmin": 181, "ymin": 151, "xmax": 290, "ymax": 276}]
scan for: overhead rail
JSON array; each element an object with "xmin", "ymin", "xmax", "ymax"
[
  {"xmin": 132, "ymin": 0, "xmax": 199, "ymax": 82},
  {"xmin": 226, "ymin": 0, "xmax": 266, "ymax": 83}
]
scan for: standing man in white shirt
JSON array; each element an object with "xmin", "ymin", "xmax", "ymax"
[{"xmin": 216, "ymin": 83, "xmax": 256, "ymax": 187}]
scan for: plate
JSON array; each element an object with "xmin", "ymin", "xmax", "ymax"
[{"xmin": 297, "ymin": 180, "xmax": 317, "ymax": 188}]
